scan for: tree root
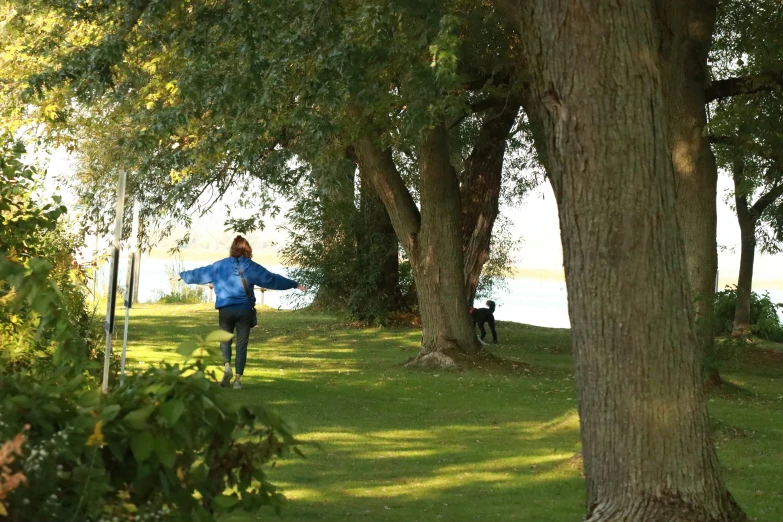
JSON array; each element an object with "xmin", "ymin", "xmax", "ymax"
[
  {"xmin": 404, "ymin": 342, "xmax": 498, "ymax": 371},
  {"xmin": 584, "ymin": 493, "xmax": 749, "ymax": 522}
]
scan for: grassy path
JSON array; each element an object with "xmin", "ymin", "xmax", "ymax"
[{"xmin": 125, "ymin": 303, "xmax": 783, "ymax": 521}]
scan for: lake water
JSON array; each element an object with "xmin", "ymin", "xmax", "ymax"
[{"xmin": 94, "ymin": 257, "xmax": 782, "ymax": 329}]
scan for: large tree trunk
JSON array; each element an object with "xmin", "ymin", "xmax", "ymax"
[
  {"xmin": 494, "ymin": 1, "xmax": 747, "ymax": 520},
  {"xmin": 413, "ymin": 124, "xmax": 483, "ymax": 366},
  {"xmin": 662, "ymin": 0, "xmax": 720, "ymax": 373},
  {"xmin": 352, "ymin": 118, "xmax": 484, "ymax": 369},
  {"xmin": 461, "ymin": 103, "xmax": 521, "ymax": 306},
  {"xmin": 732, "ymin": 163, "xmax": 755, "ymax": 336}
]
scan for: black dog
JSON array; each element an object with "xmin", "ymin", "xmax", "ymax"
[{"xmin": 470, "ymin": 300, "xmax": 497, "ymax": 344}]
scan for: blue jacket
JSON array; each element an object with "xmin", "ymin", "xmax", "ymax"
[{"xmin": 179, "ymin": 257, "xmax": 298, "ymax": 309}]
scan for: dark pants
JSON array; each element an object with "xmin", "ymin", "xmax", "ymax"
[{"xmin": 218, "ymin": 308, "xmax": 253, "ymax": 375}]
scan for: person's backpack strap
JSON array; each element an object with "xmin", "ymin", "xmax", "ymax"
[
  {"xmin": 235, "ymin": 258, "xmax": 259, "ymax": 327},
  {"xmin": 235, "ymin": 258, "xmax": 253, "ymax": 305}
]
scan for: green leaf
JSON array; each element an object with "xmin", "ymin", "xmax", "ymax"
[
  {"xmin": 100, "ymin": 404, "xmax": 122, "ymax": 422},
  {"xmin": 160, "ymin": 399, "xmax": 185, "ymax": 426},
  {"xmin": 206, "ymin": 330, "xmax": 234, "ymax": 343},
  {"xmin": 212, "ymin": 494, "xmax": 240, "ymax": 509},
  {"xmin": 154, "ymin": 435, "xmax": 177, "ymax": 468},
  {"xmin": 123, "ymin": 404, "xmax": 156, "ymax": 429},
  {"xmin": 190, "ymin": 461, "xmax": 207, "ymax": 482},
  {"xmin": 143, "ymin": 383, "xmax": 174, "ymax": 396},
  {"xmin": 41, "ymin": 403, "xmax": 62, "ymax": 414},
  {"xmin": 9, "ymin": 395, "xmax": 31, "ymax": 407},
  {"xmin": 131, "ymin": 431, "xmax": 154, "ymax": 463},
  {"xmin": 176, "ymin": 340, "xmax": 200, "ymax": 357}
]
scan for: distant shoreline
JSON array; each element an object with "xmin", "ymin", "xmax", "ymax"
[
  {"xmin": 145, "ymin": 249, "xmax": 783, "ymax": 292},
  {"xmin": 147, "ymin": 248, "xmax": 281, "ymax": 265}
]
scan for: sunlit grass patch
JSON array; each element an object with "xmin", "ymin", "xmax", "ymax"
[{"xmin": 126, "ymin": 303, "xmax": 783, "ymax": 521}]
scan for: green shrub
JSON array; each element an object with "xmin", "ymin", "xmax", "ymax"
[
  {"xmin": 1, "ymin": 141, "xmax": 301, "ymax": 520},
  {"xmin": 0, "ymin": 349, "xmax": 299, "ymax": 522},
  {"xmin": 1, "ymin": 139, "xmax": 103, "ymax": 375},
  {"xmin": 713, "ymin": 286, "xmax": 783, "ymax": 342},
  {"xmin": 154, "ymin": 285, "xmax": 207, "ymax": 305},
  {"xmin": 281, "ymin": 177, "xmax": 411, "ymax": 325},
  {"xmin": 153, "ymin": 261, "xmax": 207, "ymax": 304}
]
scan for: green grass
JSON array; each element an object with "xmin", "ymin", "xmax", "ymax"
[{"xmin": 124, "ymin": 303, "xmax": 783, "ymax": 521}]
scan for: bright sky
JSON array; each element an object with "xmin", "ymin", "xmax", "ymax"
[
  {"xmin": 44, "ymin": 147, "xmax": 783, "ymax": 290},
  {"xmin": 507, "ymin": 177, "xmax": 783, "ymax": 289}
]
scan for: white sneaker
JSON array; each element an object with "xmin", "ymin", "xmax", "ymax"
[
  {"xmin": 220, "ymin": 367, "xmax": 233, "ymax": 387},
  {"xmin": 232, "ymin": 380, "xmax": 242, "ymax": 390}
]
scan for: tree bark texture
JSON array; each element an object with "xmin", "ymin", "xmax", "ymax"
[
  {"xmin": 731, "ymin": 161, "xmax": 755, "ymax": 336},
  {"xmin": 732, "ymin": 212, "xmax": 756, "ymax": 337},
  {"xmin": 352, "ymin": 122, "xmax": 483, "ymax": 369},
  {"xmin": 493, "ymin": 1, "xmax": 747, "ymax": 520},
  {"xmin": 660, "ymin": 0, "xmax": 720, "ymax": 359},
  {"xmin": 461, "ymin": 102, "xmax": 521, "ymax": 306}
]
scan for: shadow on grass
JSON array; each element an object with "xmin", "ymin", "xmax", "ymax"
[{"xmin": 124, "ymin": 304, "xmax": 783, "ymax": 522}]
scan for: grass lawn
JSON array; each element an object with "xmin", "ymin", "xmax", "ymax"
[{"xmin": 123, "ymin": 303, "xmax": 783, "ymax": 521}]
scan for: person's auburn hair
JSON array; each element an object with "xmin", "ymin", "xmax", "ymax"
[{"xmin": 230, "ymin": 235, "xmax": 253, "ymax": 258}]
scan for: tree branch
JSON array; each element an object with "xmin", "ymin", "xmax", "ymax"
[
  {"xmin": 460, "ymin": 101, "xmax": 520, "ymax": 303},
  {"xmin": 348, "ymin": 105, "xmax": 421, "ymax": 254},
  {"xmin": 750, "ymin": 163, "xmax": 783, "ymax": 217},
  {"xmin": 732, "ymin": 160, "xmax": 751, "ymax": 222},
  {"xmin": 447, "ymin": 94, "xmax": 521, "ymax": 130},
  {"xmin": 709, "ymin": 134, "xmax": 783, "ymax": 164},
  {"xmin": 462, "ymin": 67, "xmax": 516, "ymax": 91},
  {"xmin": 705, "ymin": 71, "xmax": 783, "ymax": 103}
]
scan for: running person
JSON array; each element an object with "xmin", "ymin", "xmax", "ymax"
[{"xmin": 174, "ymin": 235, "xmax": 306, "ymax": 389}]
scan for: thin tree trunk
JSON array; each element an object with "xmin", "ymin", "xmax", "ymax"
[
  {"xmin": 732, "ymin": 217, "xmax": 756, "ymax": 336},
  {"xmin": 661, "ymin": 0, "xmax": 720, "ymax": 375},
  {"xmin": 493, "ymin": 1, "xmax": 747, "ymax": 519},
  {"xmin": 461, "ymin": 103, "xmax": 520, "ymax": 306},
  {"xmin": 732, "ymin": 162, "xmax": 755, "ymax": 336},
  {"xmin": 132, "ymin": 220, "xmax": 143, "ymax": 305},
  {"xmin": 351, "ymin": 115, "xmax": 485, "ymax": 369},
  {"xmin": 730, "ymin": 162, "xmax": 783, "ymax": 336}
]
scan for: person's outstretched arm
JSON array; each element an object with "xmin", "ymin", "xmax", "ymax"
[
  {"xmin": 178, "ymin": 262, "xmax": 215, "ymax": 285},
  {"xmin": 245, "ymin": 261, "xmax": 303, "ymax": 291}
]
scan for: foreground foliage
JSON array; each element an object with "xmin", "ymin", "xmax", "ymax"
[
  {"xmin": 0, "ymin": 143, "xmax": 301, "ymax": 521},
  {"xmin": 0, "ymin": 354, "xmax": 298, "ymax": 522}
]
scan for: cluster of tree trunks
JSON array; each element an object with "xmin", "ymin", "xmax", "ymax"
[{"xmin": 351, "ymin": 98, "xmax": 521, "ymax": 368}]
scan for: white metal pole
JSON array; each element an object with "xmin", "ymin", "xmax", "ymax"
[
  {"xmin": 120, "ymin": 200, "xmax": 140, "ymax": 383},
  {"xmin": 102, "ymin": 171, "xmax": 127, "ymax": 393}
]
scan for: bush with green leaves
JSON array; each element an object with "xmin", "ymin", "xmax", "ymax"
[
  {"xmin": 1, "ymin": 139, "xmax": 102, "ymax": 375},
  {"xmin": 713, "ymin": 286, "xmax": 783, "ymax": 342},
  {"xmin": 1, "ymin": 141, "xmax": 302, "ymax": 520},
  {"xmin": 153, "ymin": 262, "xmax": 207, "ymax": 304},
  {"xmin": 282, "ymin": 178, "xmax": 409, "ymax": 324},
  {"xmin": 1, "ymin": 256, "xmax": 301, "ymax": 521},
  {"xmin": 0, "ymin": 343, "xmax": 299, "ymax": 522}
]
